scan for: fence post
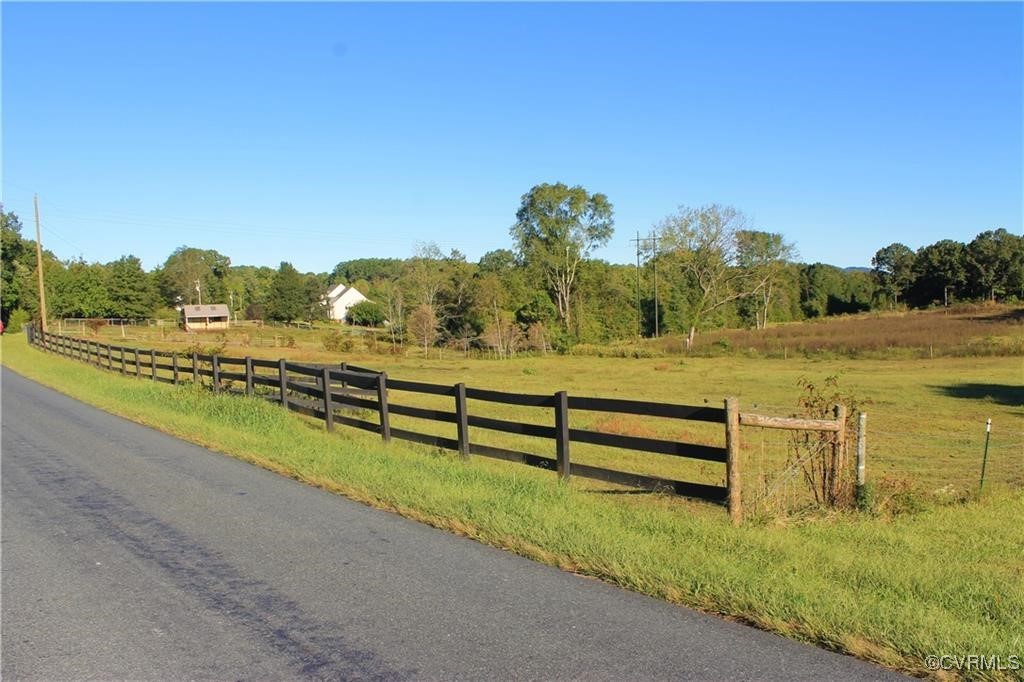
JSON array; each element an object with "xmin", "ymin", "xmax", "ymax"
[
  {"xmin": 106, "ymin": 344, "xmax": 113, "ymax": 371},
  {"xmin": 833, "ymin": 404, "xmax": 848, "ymax": 502},
  {"xmin": 376, "ymin": 372, "xmax": 391, "ymax": 442},
  {"xmin": 979, "ymin": 418, "xmax": 992, "ymax": 495},
  {"xmin": 134, "ymin": 349, "xmax": 142, "ymax": 377},
  {"xmin": 856, "ymin": 412, "xmax": 867, "ymax": 490},
  {"xmin": 725, "ymin": 397, "xmax": 743, "ymax": 526},
  {"xmin": 245, "ymin": 356, "xmax": 253, "ymax": 397},
  {"xmin": 212, "ymin": 355, "xmax": 221, "ymax": 393},
  {"xmin": 120, "ymin": 347, "xmax": 126, "ymax": 375},
  {"xmin": 455, "ymin": 382, "xmax": 469, "ymax": 458},
  {"xmin": 278, "ymin": 358, "xmax": 289, "ymax": 410},
  {"xmin": 321, "ymin": 367, "xmax": 334, "ymax": 432},
  {"xmin": 150, "ymin": 349, "xmax": 157, "ymax": 381},
  {"xmin": 554, "ymin": 390, "xmax": 570, "ymax": 482},
  {"xmin": 172, "ymin": 354, "xmax": 179, "ymax": 386},
  {"xmin": 192, "ymin": 352, "xmax": 199, "ymax": 385}
]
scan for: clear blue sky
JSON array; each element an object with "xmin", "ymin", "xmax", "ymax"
[{"xmin": 3, "ymin": 2, "xmax": 1021, "ymax": 274}]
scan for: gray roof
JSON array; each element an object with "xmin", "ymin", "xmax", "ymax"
[{"xmin": 182, "ymin": 304, "xmax": 229, "ymax": 318}]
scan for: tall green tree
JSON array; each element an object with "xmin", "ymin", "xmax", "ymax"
[
  {"xmin": 657, "ymin": 204, "xmax": 756, "ymax": 347},
  {"xmin": 158, "ymin": 246, "xmax": 231, "ymax": 306},
  {"xmin": 106, "ymin": 255, "xmax": 158, "ymax": 318},
  {"xmin": 871, "ymin": 243, "xmax": 915, "ymax": 307},
  {"xmin": 908, "ymin": 239, "xmax": 967, "ymax": 307},
  {"xmin": 511, "ymin": 182, "xmax": 614, "ymax": 332},
  {"xmin": 265, "ymin": 262, "xmax": 308, "ymax": 322},
  {"xmin": 51, "ymin": 260, "xmax": 110, "ymax": 318},
  {"xmin": 1, "ymin": 208, "xmax": 27, "ymax": 324},
  {"xmin": 965, "ymin": 229, "xmax": 1024, "ymax": 301},
  {"xmin": 735, "ymin": 230, "xmax": 797, "ymax": 329}
]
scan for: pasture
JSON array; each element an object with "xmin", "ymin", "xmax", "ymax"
[{"xmin": 59, "ymin": 306, "xmax": 1024, "ymax": 502}]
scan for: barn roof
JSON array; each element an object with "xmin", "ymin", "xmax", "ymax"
[{"xmin": 182, "ymin": 304, "xmax": 229, "ymax": 318}]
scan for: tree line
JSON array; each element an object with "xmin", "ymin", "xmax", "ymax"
[{"xmin": 2, "ymin": 184, "xmax": 1021, "ymax": 353}]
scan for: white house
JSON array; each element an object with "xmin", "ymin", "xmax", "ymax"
[{"xmin": 324, "ymin": 284, "xmax": 369, "ymax": 323}]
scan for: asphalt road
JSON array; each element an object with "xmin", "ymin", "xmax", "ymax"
[{"xmin": 1, "ymin": 368, "xmax": 903, "ymax": 680}]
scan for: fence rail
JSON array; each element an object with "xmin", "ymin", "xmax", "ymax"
[{"xmin": 25, "ymin": 326, "xmax": 848, "ymax": 524}]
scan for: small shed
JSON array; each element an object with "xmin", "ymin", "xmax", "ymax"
[{"xmin": 181, "ymin": 304, "xmax": 230, "ymax": 331}]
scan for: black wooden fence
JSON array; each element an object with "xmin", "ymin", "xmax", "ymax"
[{"xmin": 27, "ymin": 326, "xmax": 745, "ymax": 523}]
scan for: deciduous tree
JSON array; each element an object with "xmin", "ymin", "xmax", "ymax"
[
  {"xmin": 511, "ymin": 183, "xmax": 614, "ymax": 332},
  {"xmin": 871, "ymin": 243, "xmax": 915, "ymax": 307},
  {"xmin": 657, "ymin": 204, "xmax": 757, "ymax": 348}
]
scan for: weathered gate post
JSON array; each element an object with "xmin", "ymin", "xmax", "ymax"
[{"xmin": 725, "ymin": 397, "xmax": 743, "ymax": 526}]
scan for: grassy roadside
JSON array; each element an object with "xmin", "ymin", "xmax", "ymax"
[{"xmin": 3, "ymin": 335, "xmax": 1022, "ymax": 680}]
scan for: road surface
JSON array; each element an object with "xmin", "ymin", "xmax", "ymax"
[{"xmin": 1, "ymin": 368, "xmax": 902, "ymax": 680}]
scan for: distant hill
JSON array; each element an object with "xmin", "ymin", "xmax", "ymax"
[{"xmin": 842, "ymin": 266, "xmax": 872, "ymax": 274}]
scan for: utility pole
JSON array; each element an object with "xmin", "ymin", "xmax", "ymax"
[
  {"xmin": 629, "ymin": 232, "xmax": 661, "ymax": 338},
  {"xmin": 195, "ymin": 279, "xmax": 202, "ymax": 306},
  {"xmin": 633, "ymin": 231, "xmax": 641, "ymax": 338},
  {"xmin": 649, "ymin": 231, "xmax": 659, "ymax": 338},
  {"xmin": 33, "ymin": 194, "xmax": 48, "ymax": 333}
]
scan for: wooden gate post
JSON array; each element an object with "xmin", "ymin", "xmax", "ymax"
[
  {"xmin": 376, "ymin": 372, "xmax": 391, "ymax": 442},
  {"xmin": 320, "ymin": 367, "xmax": 334, "ymax": 432},
  {"xmin": 833, "ymin": 404, "xmax": 848, "ymax": 501},
  {"xmin": 455, "ymin": 382, "xmax": 469, "ymax": 459},
  {"xmin": 555, "ymin": 391, "xmax": 570, "ymax": 482},
  {"xmin": 725, "ymin": 397, "xmax": 742, "ymax": 526},
  {"xmin": 244, "ymin": 356, "xmax": 254, "ymax": 397},
  {"xmin": 212, "ymin": 355, "xmax": 221, "ymax": 393},
  {"xmin": 278, "ymin": 358, "xmax": 289, "ymax": 410}
]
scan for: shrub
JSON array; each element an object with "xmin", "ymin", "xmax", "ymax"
[
  {"xmin": 345, "ymin": 301, "xmax": 387, "ymax": 327},
  {"xmin": 85, "ymin": 318, "xmax": 108, "ymax": 336},
  {"xmin": 322, "ymin": 330, "xmax": 355, "ymax": 353},
  {"xmin": 5, "ymin": 309, "xmax": 30, "ymax": 333}
]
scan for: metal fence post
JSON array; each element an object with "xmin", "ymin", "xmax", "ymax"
[
  {"xmin": 554, "ymin": 390, "xmax": 570, "ymax": 482},
  {"xmin": 725, "ymin": 397, "xmax": 743, "ymax": 526},
  {"xmin": 856, "ymin": 412, "xmax": 867, "ymax": 489}
]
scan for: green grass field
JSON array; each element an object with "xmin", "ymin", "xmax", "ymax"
[
  {"xmin": 54, "ymin": 310, "xmax": 1024, "ymax": 499},
  {"xmin": 4, "ymin": 333, "xmax": 1023, "ymax": 679}
]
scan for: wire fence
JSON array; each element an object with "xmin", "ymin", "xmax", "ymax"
[{"xmin": 741, "ymin": 417, "xmax": 1023, "ymax": 517}]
